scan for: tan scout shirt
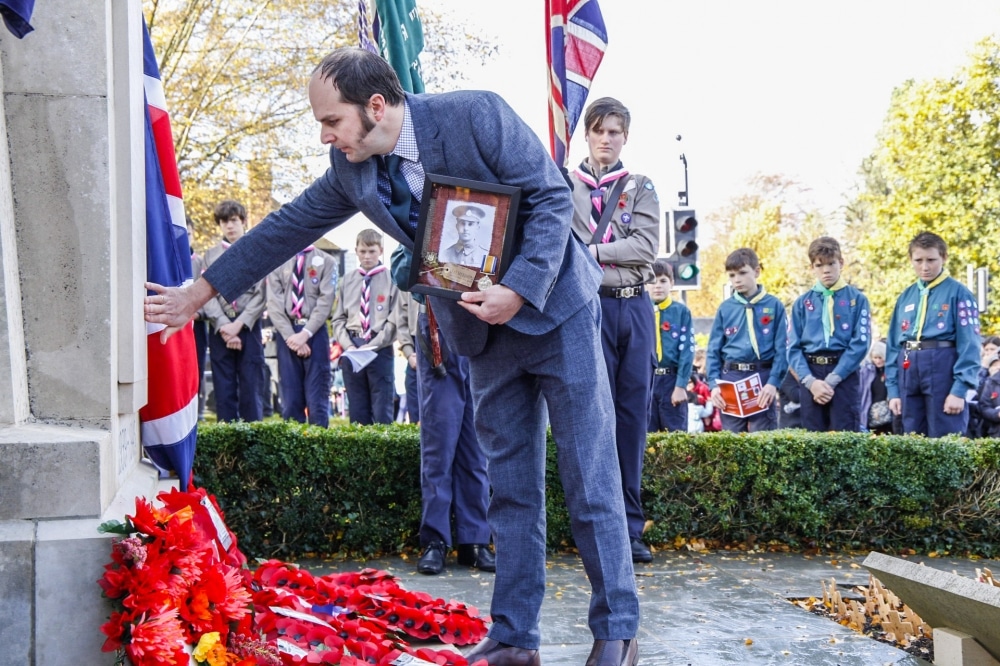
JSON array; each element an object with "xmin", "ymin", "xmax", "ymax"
[
  {"xmin": 570, "ymin": 163, "xmax": 660, "ymax": 288},
  {"xmin": 331, "ymin": 266, "xmax": 398, "ymax": 351},
  {"xmin": 267, "ymin": 247, "xmax": 338, "ymax": 340},
  {"xmin": 202, "ymin": 242, "xmax": 266, "ymax": 331},
  {"xmin": 393, "ymin": 293, "xmax": 422, "ymax": 359}
]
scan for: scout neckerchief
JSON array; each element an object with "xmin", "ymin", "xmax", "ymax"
[
  {"xmin": 219, "ymin": 240, "xmax": 239, "ymax": 314},
  {"xmin": 654, "ymin": 297, "xmax": 673, "ymax": 362},
  {"xmin": 810, "ymin": 277, "xmax": 848, "ymax": 347},
  {"xmin": 358, "ymin": 263, "xmax": 387, "ymax": 341},
  {"xmin": 914, "ymin": 270, "xmax": 948, "ymax": 341},
  {"xmin": 289, "ymin": 246, "xmax": 314, "ymax": 320},
  {"xmin": 732, "ymin": 286, "xmax": 768, "ymax": 359},
  {"xmin": 573, "ymin": 160, "xmax": 629, "ymax": 245}
]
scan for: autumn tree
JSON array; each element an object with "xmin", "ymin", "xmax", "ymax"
[
  {"xmin": 144, "ymin": 0, "xmax": 497, "ymax": 251},
  {"xmin": 851, "ymin": 35, "xmax": 1000, "ymax": 334},
  {"xmin": 685, "ymin": 174, "xmax": 830, "ymax": 319}
]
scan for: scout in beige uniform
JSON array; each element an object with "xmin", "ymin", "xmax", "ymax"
[
  {"xmin": 569, "ymin": 97, "xmax": 659, "ymax": 564},
  {"xmin": 267, "ymin": 245, "xmax": 338, "ymax": 427},
  {"xmin": 331, "ymin": 229, "xmax": 399, "ymax": 424},
  {"xmin": 202, "ymin": 199, "xmax": 266, "ymax": 423}
]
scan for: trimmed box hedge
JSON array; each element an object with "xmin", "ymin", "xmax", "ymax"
[{"xmin": 192, "ymin": 421, "xmax": 1000, "ymax": 560}]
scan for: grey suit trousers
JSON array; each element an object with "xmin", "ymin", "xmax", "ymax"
[{"xmin": 468, "ymin": 296, "xmax": 640, "ymax": 648}]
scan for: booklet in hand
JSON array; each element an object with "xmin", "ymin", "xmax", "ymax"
[
  {"xmin": 342, "ymin": 348, "xmax": 378, "ymax": 373},
  {"xmin": 716, "ymin": 372, "xmax": 767, "ymax": 418}
]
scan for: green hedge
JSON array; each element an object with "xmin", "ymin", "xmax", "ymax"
[{"xmin": 193, "ymin": 422, "xmax": 1000, "ymax": 560}]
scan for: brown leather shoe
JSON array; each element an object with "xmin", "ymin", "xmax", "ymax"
[
  {"xmin": 465, "ymin": 637, "xmax": 541, "ymax": 666},
  {"xmin": 584, "ymin": 639, "xmax": 638, "ymax": 666}
]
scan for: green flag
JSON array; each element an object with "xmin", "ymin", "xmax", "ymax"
[{"xmin": 374, "ymin": 0, "xmax": 425, "ymax": 93}]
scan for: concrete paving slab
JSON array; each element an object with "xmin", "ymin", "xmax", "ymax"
[{"xmin": 300, "ymin": 550, "xmax": 934, "ymax": 665}]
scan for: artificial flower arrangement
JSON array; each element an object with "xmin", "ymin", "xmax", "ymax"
[{"xmin": 98, "ymin": 486, "xmax": 488, "ymax": 666}]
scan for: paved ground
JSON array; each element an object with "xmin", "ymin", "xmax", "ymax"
[{"xmin": 301, "ymin": 549, "xmax": 1000, "ymax": 665}]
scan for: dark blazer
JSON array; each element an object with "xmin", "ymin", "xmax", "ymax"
[{"xmin": 204, "ymin": 91, "xmax": 601, "ymax": 357}]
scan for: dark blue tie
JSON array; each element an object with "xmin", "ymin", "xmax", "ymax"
[{"xmin": 384, "ymin": 154, "xmax": 413, "ymax": 230}]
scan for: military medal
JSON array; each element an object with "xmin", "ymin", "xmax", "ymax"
[{"xmin": 477, "ymin": 276, "xmax": 493, "ymax": 291}]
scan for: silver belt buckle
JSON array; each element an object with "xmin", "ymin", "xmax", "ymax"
[
  {"xmin": 294, "ymin": 317, "xmax": 308, "ymax": 325},
  {"xmin": 619, "ymin": 286, "xmax": 634, "ymax": 298},
  {"xmin": 736, "ymin": 363, "xmax": 752, "ymax": 371}
]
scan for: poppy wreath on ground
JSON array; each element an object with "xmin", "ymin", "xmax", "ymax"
[{"xmin": 99, "ymin": 487, "xmax": 488, "ymax": 666}]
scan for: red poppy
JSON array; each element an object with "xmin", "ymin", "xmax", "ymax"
[
  {"xmin": 377, "ymin": 294, "xmax": 386, "ymax": 303},
  {"xmin": 760, "ymin": 315, "xmax": 772, "ymax": 325},
  {"xmin": 992, "ymin": 392, "xmax": 997, "ymax": 399},
  {"xmin": 661, "ymin": 321, "xmax": 671, "ymax": 332}
]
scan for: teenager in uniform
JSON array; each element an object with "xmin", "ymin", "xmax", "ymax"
[
  {"xmin": 569, "ymin": 96, "xmax": 659, "ymax": 565},
  {"xmin": 647, "ymin": 259, "xmax": 694, "ymax": 434},
  {"xmin": 331, "ymin": 229, "xmax": 399, "ymax": 425},
  {"xmin": 267, "ymin": 244, "xmax": 338, "ymax": 427},
  {"xmin": 201, "ymin": 200, "xmax": 266, "ymax": 422},
  {"xmin": 706, "ymin": 248, "xmax": 788, "ymax": 432},
  {"xmin": 886, "ymin": 231, "xmax": 981, "ymax": 437},
  {"xmin": 787, "ymin": 237, "xmax": 871, "ymax": 432}
]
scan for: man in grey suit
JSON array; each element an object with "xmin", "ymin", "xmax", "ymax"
[{"xmin": 145, "ymin": 48, "xmax": 639, "ymax": 666}]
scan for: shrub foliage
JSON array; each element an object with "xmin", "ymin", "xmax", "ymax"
[{"xmin": 194, "ymin": 422, "xmax": 1000, "ymax": 560}]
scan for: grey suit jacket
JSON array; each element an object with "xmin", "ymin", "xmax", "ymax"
[{"xmin": 203, "ymin": 90, "xmax": 601, "ymax": 357}]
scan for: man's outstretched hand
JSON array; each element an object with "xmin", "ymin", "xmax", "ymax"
[{"xmin": 144, "ymin": 279, "xmax": 216, "ymax": 343}]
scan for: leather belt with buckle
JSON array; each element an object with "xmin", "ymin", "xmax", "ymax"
[
  {"xmin": 654, "ymin": 367, "xmax": 676, "ymax": 376},
  {"xmin": 293, "ymin": 317, "xmax": 308, "ymax": 326},
  {"xmin": 598, "ymin": 284, "xmax": 645, "ymax": 299},
  {"xmin": 724, "ymin": 361, "xmax": 773, "ymax": 372},
  {"xmin": 806, "ymin": 354, "xmax": 841, "ymax": 365},
  {"xmin": 904, "ymin": 339, "xmax": 956, "ymax": 351}
]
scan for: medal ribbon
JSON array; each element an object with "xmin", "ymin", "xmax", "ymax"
[
  {"xmin": 915, "ymin": 271, "xmax": 948, "ymax": 341},
  {"xmin": 810, "ymin": 277, "xmax": 848, "ymax": 347},
  {"xmin": 732, "ymin": 287, "xmax": 768, "ymax": 359},
  {"xmin": 358, "ymin": 264, "xmax": 387, "ymax": 341},
  {"xmin": 655, "ymin": 297, "xmax": 673, "ymax": 363}
]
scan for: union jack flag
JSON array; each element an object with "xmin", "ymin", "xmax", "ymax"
[
  {"xmin": 140, "ymin": 19, "xmax": 199, "ymax": 489},
  {"xmin": 546, "ymin": 0, "xmax": 607, "ymax": 168}
]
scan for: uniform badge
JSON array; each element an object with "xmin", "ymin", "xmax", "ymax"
[
  {"xmin": 377, "ymin": 305, "xmax": 383, "ymax": 311},
  {"xmin": 644, "ymin": 182, "xmax": 654, "ymax": 190},
  {"xmin": 805, "ymin": 300, "xmax": 814, "ymax": 311},
  {"xmin": 862, "ymin": 309, "xmax": 869, "ymax": 316},
  {"xmin": 937, "ymin": 321, "xmax": 946, "ymax": 329},
  {"xmin": 762, "ymin": 328, "xmax": 770, "ymax": 335},
  {"xmin": 901, "ymin": 320, "xmax": 910, "ymax": 331},
  {"xmin": 841, "ymin": 323, "xmax": 849, "ymax": 330},
  {"xmin": 904, "ymin": 304, "xmax": 915, "ymax": 312},
  {"xmin": 941, "ymin": 304, "xmax": 949, "ymax": 311},
  {"xmin": 680, "ymin": 335, "xmax": 687, "ymax": 341},
  {"xmin": 725, "ymin": 326, "xmax": 739, "ymax": 335},
  {"xmin": 620, "ymin": 212, "xmax": 632, "ymax": 224},
  {"xmin": 850, "ymin": 299, "xmax": 856, "ymax": 307},
  {"xmin": 671, "ymin": 331, "xmax": 679, "ymax": 339},
  {"xmin": 960, "ymin": 318, "xmax": 968, "ymax": 326},
  {"xmin": 311, "ymin": 278, "xmax": 319, "ymax": 284},
  {"xmin": 311, "ymin": 256, "xmax": 324, "ymax": 267},
  {"xmin": 839, "ymin": 300, "xmax": 846, "ymax": 306},
  {"xmin": 681, "ymin": 326, "xmax": 687, "ymax": 332}
]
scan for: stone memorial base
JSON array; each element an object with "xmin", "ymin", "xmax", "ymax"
[{"xmin": 0, "ymin": 422, "xmax": 160, "ymax": 666}]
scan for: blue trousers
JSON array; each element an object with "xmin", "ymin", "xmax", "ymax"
[
  {"xmin": 276, "ymin": 324, "xmax": 332, "ymax": 427},
  {"xmin": 209, "ymin": 321, "xmax": 264, "ymax": 423},
  {"xmin": 193, "ymin": 319, "xmax": 208, "ymax": 419},
  {"xmin": 599, "ymin": 294, "xmax": 655, "ymax": 541},
  {"xmin": 899, "ymin": 347, "xmax": 968, "ymax": 437},
  {"xmin": 719, "ymin": 367, "xmax": 778, "ymax": 432},
  {"xmin": 416, "ymin": 313, "xmax": 490, "ymax": 547},
  {"xmin": 799, "ymin": 363, "xmax": 861, "ymax": 432},
  {"xmin": 469, "ymin": 297, "xmax": 638, "ymax": 649},
  {"xmin": 341, "ymin": 341, "xmax": 394, "ymax": 425},
  {"xmin": 648, "ymin": 372, "xmax": 688, "ymax": 432},
  {"xmin": 404, "ymin": 364, "xmax": 420, "ymax": 423}
]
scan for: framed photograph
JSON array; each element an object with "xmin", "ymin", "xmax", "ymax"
[{"xmin": 407, "ymin": 173, "xmax": 521, "ymax": 300}]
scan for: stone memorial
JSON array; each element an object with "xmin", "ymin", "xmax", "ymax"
[
  {"xmin": 0, "ymin": 1, "xmax": 164, "ymax": 664},
  {"xmin": 864, "ymin": 551, "xmax": 1000, "ymax": 666}
]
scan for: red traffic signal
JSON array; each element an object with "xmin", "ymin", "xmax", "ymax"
[{"xmin": 675, "ymin": 213, "xmax": 697, "ymax": 234}]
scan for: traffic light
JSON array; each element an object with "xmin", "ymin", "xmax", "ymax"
[{"xmin": 667, "ymin": 208, "xmax": 700, "ymax": 289}]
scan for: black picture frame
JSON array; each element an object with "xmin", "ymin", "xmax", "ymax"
[{"xmin": 407, "ymin": 173, "xmax": 521, "ymax": 301}]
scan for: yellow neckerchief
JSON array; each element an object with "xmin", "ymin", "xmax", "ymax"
[
  {"xmin": 915, "ymin": 271, "xmax": 948, "ymax": 341},
  {"xmin": 810, "ymin": 277, "xmax": 848, "ymax": 347},
  {"xmin": 732, "ymin": 286, "xmax": 768, "ymax": 359},
  {"xmin": 654, "ymin": 297, "xmax": 673, "ymax": 362}
]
